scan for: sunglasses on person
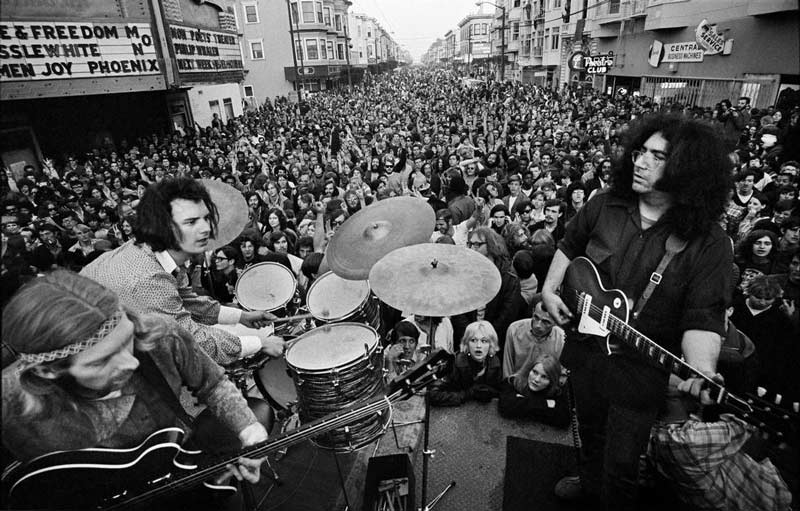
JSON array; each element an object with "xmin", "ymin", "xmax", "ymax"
[{"xmin": 466, "ymin": 240, "xmax": 487, "ymax": 248}]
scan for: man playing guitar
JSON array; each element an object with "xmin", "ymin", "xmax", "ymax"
[
  {"xmin": 541, "ymin": 114, "xmax": 734, "ymax": 510},
  {"xmin": 2, "ymin": 271, "xmax": 270, "ymax": 510}
]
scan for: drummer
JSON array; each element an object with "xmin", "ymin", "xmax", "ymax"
[{"xmin": 82, "ymin": 177, "xmax": 286, "ymax": 366}]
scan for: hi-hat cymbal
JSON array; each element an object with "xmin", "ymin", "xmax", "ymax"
[
  {"xmin": 201, "ymin": 179, "xmax": 249, "ymax": 251},
  {"xmin": 327, "ymin": 196, "xmax": 435, "ymax": 280},
  {"xmin": 369, "ymin": 243, "xmax": 501, "ymax": 317}
]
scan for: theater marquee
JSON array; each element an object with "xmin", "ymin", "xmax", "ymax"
[
  {"xmin": 168, "ymin": 23, "xmax": 243, "ymax": 74},
  {"xmin": 0, "ymin": 22, "xmax": 159, "ymax": 81}
]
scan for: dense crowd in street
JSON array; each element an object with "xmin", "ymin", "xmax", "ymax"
[{"xmin": 2, "ymin": 68, "xmax": 799, "ymax": 509}]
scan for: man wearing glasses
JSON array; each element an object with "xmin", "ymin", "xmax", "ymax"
[
  {"xmin": 541, "ymin": 115, "xmax": 733, "ymax": 509},
  {"xmin": 201, "ymin": 245, "xmax": 239, "ymax": 304}
]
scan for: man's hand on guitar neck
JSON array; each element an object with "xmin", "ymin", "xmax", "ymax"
[
  {"xmin": 675, "ymin": 372, "xmax": 725, "ymax": 406},
  {"xmin": 214, "ymin": 422, "xmax": 270, "ymax": 485}
]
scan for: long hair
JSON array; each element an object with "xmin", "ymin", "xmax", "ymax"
[
  {"xmin": 470, "ymin": 227, "xmax": 510, "ymax": 268},
  {"xmin": 510, "ymin": 352, "xmax": 562, "ymax": 397},
  {"xmin": 734, "ymin": 228, "xmax": 779, "ymax": 266},
  {"xmin": 2, "ymin": 271, "xmax": 163, "ymax": 417},
  {"xmin": 460, "ymin": 320, "xmax": 500, "ymax": 358},
  {"xmin": 610, "ymin": 114, "xmax": 732, "ymax": 240},
  {"xmin": 134, "ymin": 178, "xmax": 218, "ymax": 252}
]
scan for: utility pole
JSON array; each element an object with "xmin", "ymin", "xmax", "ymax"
[
  {"xmin": 293, "ymin": 7, "xmax": 305, "ymax": 100},
  {"xmin": 285, "ymin": 0, "xmax": 301, "ymax": 99},
  {"xmin": 476, "ymin": 1, "xmax": 506, "ymax": 81},
  {"xmin": 344, "ymin": 18, "xmax": 352, "ymax": 88}
]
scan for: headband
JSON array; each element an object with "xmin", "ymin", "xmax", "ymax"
[{"xmin": 17, "ymin": 310, "xmax": 125, "ymax": 369}]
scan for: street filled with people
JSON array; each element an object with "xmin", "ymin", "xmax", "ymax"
[{"xmin": 2, "ymin": 68, "xmax": 799, "ymax": 510}]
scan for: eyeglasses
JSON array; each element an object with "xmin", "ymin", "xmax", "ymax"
[
  {"xmin": 631, "ymin": 149, "xmax": 667, "ymax": 166},
  {"xmin": 332, "ymin": 219, "xmax": 345, "ymax": 227},
  {"xmin": 522, "ymin": 209, "xmax": 532, "ymax": 214},
  {"xmin": 466, "ymin": 241, "xmax": 487, "ymax": 249},
  {"xmin": 215, "ymin": 256, "xmax": 228, "ymax": 261}
]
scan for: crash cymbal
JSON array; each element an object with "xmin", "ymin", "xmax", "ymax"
[
  {"xmin": 327, "ymin": 196, "xmax": 435, "ymax": 280},
  {"xmin": 369, "ymin": 243, "xmax": 501, "ymax": 317},
  {"xmin": 200, "ymin": 179, "xmax": 249, "ymax": 251}
]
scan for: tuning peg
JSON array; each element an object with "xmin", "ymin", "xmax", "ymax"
[
  {"xmin": 775, "ymin": 394, "xmax": 782, "ymax": 405},
  {"xmin": 757, "ymin": 387, "xmax": 767, "ymax": 397}
]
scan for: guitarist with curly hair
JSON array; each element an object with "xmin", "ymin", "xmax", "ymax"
[{"xmin": 541, "ymin": 113, "xmax": 734, "ymax": 510}]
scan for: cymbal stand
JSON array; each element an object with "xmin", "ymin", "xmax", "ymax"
[{"xmin": 418, "ymin": 319, "xmax": 437, "ymax": 511}]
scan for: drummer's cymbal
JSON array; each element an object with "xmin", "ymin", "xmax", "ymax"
[
  {"xmin": 327, "ymin": 196, "xmax": 435, "ymax": 280},
  {"xmin": 369, "ymin": 243, "xmax": 501, "ymax": 317},
  {"xmin": 201, "ymin": 179, "xmax": 249, "ymax": 251}
]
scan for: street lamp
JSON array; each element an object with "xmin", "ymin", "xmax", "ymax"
[{"xmin": 476, "ymin": 1, "xmax": 506, "ymax": 81}]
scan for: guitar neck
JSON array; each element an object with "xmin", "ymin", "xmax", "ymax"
[
  {"xmin": 112, "ymin": 350, "xmax": 451, "ymax": 509},
  {"xmin": 573, "ymin": 291, "xmax": 751, "ymax": 415}
]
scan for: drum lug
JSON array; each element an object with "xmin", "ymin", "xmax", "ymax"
[
  {"xmin": 332, "ymin": 368, "xmax": 340, "ymax": 387},
  {"xmin": 296, "ymin": 377, "xmax": 304, "ymax": 386}
]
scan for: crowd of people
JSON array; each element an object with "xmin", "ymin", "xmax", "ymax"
[{"xmin": 2, "ymin": 68, "xmax": 799, "ymax": 510}]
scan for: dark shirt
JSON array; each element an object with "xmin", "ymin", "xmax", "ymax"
[
  {"xmin": 558, "ymin": 192, "xmax": 732, "ymax": 405},
  {"xmin": 497, "ymin": 378, "xmax": 570, "ymax": 428},
  {"xmin": 429, "ymin": 353, "xmax": 502, "ymax": 406}
]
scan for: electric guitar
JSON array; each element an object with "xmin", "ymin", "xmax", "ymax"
[
  {"xmin": 1, "ymin": 350, "xmax": 452, "ymax": 510},
  {"xmin": 561, "ymin": 256, "xmax": 798, "ymax": 445}
]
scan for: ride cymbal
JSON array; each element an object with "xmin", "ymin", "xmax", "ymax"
[
  {"xmin": 369, "ymin": 243, "xmax": 501, "ymax": 317},
  {"xmin": 327, "ymin": 196, "xmax": 435, "ymax": 280},
  {"xmin": 201, "ymin": 179, "xmax": 249, "ymax": 251}
]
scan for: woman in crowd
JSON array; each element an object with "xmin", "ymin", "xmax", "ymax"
[
  {"xmin": 498, "ymin": 353, "xmax": 569, "ymax": 428},
  {"xmin": 734, "ymin": 228, "xmax": 780, "ymax": 292},
  {"xmin": 429, "ymin": 320, "xmax": 502, "ymax": 406}
]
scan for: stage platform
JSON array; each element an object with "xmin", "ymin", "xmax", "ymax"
[{"xmin": 181, "ymin": 379, "xmax": 573, "ymax": 511}]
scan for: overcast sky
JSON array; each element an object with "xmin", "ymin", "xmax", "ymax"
[{"xmin": 350, "ymin": 0, "xmax": 494, "ymax": 62}]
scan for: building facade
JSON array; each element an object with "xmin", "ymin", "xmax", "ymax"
[
  {"xmin": 348, "ymin": 12, "xmax": 404, "ymax": 77},
  {"xmin": 457, "ymin": 13, "xmax": 493, "ymax": 76},
  {"xmin": 0, "ymin": 0, "xmax": 247, "ymax": 172},
  {"xmin": 283, "ymin": 0, "xmax": 352, "ymax": 92},
  {"xmin": 237, "ymin": 0, "xmax": 295, "ymax": 107}
]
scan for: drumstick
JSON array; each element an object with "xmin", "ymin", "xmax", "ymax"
[{"xmin": 271, "ymin": 312, "xmax": 315, "ymax": 325}]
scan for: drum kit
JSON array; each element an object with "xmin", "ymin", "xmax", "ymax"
[{"xmin": 205, "ymin": 181, "xmax": 501, "ymax": 462}]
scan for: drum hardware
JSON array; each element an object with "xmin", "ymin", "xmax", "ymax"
[
  {"xmin": 235, "ymin": 262, "xmax": 297, "ymax": 314},
  {"xmin": 369, "ymin": 245, "xmax": 501, "ymax": 511}
]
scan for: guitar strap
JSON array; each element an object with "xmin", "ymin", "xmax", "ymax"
[
  {"xmin": 632, "ymin": 233, "xmax": 688, "ymax": 322},
  {"xmin": 137, "ymin": 352, "xmax": 195, "ymax": 429}
]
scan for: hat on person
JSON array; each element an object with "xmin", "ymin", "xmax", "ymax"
[{"xmin": 508, "ymin": 173, "xmax": 522, "ymax": 183}]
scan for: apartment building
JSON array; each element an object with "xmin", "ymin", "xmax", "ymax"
[{"xmin": 457, "ymin": 12, "xmax": 493, "ymax": 76}]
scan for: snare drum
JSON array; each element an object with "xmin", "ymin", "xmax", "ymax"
[
  {"xmin": 306, "ymin": 271, "xmax": 381, "ymax": 331},
  {"xmin": 285, "ymin": 323, "xmax": 388, "ymax": 451},
  {"xmin": 235, "ymin": 262, "xmax": 297, "ymax": 313}
]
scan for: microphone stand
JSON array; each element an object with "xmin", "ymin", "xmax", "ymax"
[{"xmin": 419, "ymin": 317, "xmax": 437, "ymax": 511}]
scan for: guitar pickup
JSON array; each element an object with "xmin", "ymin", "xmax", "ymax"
[{"xmin": 578, "ymin": 294, "xmax": 611, "ymax": 337}]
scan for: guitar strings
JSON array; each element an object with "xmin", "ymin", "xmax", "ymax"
[{"xmin": 109, "ymin": 364, "xmax": 445, "ymax": 509}]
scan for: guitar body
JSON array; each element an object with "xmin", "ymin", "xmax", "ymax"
[
  {"xmin": 1, "ymin": 351, "xmax": 454, "ymax": 510},
  {"xmin": 562, "ymin": 256, "xmax": 630, "ymax": 355},
  {"xmin": 1, "ymin": 427, "xmax": 231, "ymax": 510}
]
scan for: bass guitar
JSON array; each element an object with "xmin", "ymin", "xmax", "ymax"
[
  {"xmin": 561, "ymin": 256, "xmax": 798, "ymax": 445},
  {"xmin": 1, "ymin": 350, "xmax": 452, "ymax": 510}
]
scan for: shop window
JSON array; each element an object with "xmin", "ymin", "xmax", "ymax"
[{"xmin": 209, "ymin": 100, "xmax": 222, "ymax": 121}]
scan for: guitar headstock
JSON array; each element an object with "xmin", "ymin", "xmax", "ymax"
[
  {"xmin": 388, "ymin": 349, "xmax": 453, "ymax": 398},
  {"xmin": 739, "ymin": 388, "xmax": 800, "ymax": 449}
]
